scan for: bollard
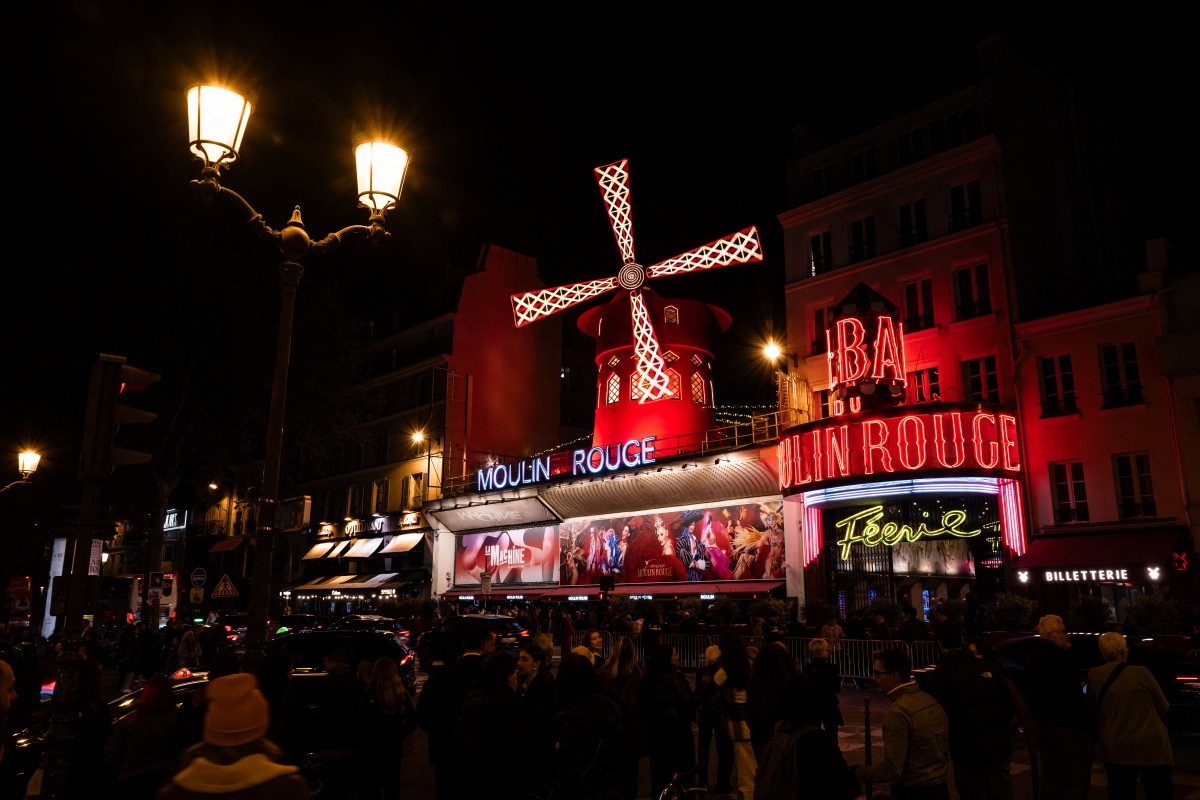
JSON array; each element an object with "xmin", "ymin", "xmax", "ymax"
[{"xmin": 863, "ymin": 696, "xmax": 873, "ymax": 798}]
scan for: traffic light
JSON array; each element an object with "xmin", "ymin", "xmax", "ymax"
[{"xmin": 80, "ymin": 354, "xmax": 161, "ymax": 480}]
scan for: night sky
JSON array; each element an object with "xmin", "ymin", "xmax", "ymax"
[{"xmin": 8, "ymin": 4, "xmax": 1191, "ymax": 490}]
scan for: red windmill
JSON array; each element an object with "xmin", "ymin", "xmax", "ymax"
[{"xmin": 511, "ymin": 159, "xmax": 764, "ymax": 405}]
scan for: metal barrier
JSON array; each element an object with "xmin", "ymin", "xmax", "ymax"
[{"xmin": 566, "ymin": 631, "xmax": 916, "ymax": 681}]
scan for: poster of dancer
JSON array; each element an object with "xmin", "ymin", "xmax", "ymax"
[
  {"xmin": 454, "ymin": 526, "xmax": 560, "ymax": 586},
  {"xmin": 558, "ymin": 498, "xmax": 784, "ymax": 585}
]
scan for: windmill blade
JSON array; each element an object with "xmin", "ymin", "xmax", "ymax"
[
  {"xmin": 594, "ymin": 160, "xmax": 636, "ymax": 265},
  {"xmin": 628, "ymin": 291, "xmax": 674, "ymax": 402},
  {"xmin": 646, "ymin": 226, "xmax": 763, "ymax": 278},
  {"xmin": 511, "ymin": 276, "xmax": 619, "ymax": 328}
]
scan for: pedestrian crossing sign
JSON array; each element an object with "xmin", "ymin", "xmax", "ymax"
[{"xmin": 211, "ymin": 574, "xmax": 239, "ymax": 598}]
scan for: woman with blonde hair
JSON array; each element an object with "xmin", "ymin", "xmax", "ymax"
[{"xmin": 356, "ymin": 656, "xmax": 418, "ymax": 800}]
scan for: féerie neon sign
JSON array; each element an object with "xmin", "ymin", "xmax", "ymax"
[
  {"xmin": 833, "ymin": 504, "xmax": 982, "ymax": 559},
  {"xmin": 778, "ymin": 407, "xmax": 1020, "ymax": 492}
]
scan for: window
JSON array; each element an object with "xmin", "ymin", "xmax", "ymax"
[
  {"xmin": 953, "ymin": 262, "xmax": 991, "ymax": 320},
  {"xmin": 815, "ymin": 389, "xmax": 832, "ymax": 419},
  {"xmin": 372, "ymin": 431, "xmax": 390, "ymax": 466},
  {"xmin": 664, "ymin": 306, "xmax": 679, "ymax": 324},
  {"xmin": 929, "ymin": 119, "xmax": 945, "ymax": 153},
  {"xmin": 662, "ymin": 351, "xmax": 679, "ymax": 364},
  {"xmin": 949, "ymin": 179, "xmax": 983, "ymax": 231},
  {"xmin": 606, "ymin": 373, "xmax": 621, "ymax": 405},
  {"xmin": 812, "ymin": 305, "xmax": 837, "ymax": 353},
  {"xmin": 1039, "ymin": 355, "xmax": 1077, "ymax": 416},
  {"xmin": 347, "ymin": 484, "xmax": 365, "ymax": 519},
  {"xmin": 691, "ymin": 373, "xmax": 705, "ymax": 403},
  {"xmin": 691, "ymin": 354, "xmax": 702, "ymax": 366},
  {"xmin": 323, "ymin": 490, "xmax": 340, "ymax": 523},
  {"xmin": 902, "ymin": 278, "xmax": 934, "ymax": 331},
  {"xmin": 962, "ymin": 355, "xmax": 999, "ymax": 402},
  {"xmin": 849, "ymin": 216, "xmax": 876, "ymax": 263},
  {"xmin": 898, "ymin": 199, "xmax": 928, "ymax": 248},
  {"xmin": 666, "ymin": 369, "xmax": 681, "ymax": 400},
  {"xmin": 809, "ymin": 230, "xmax": 832, "ymax": 275},
  {"xmin": 907, "ymin": 367, "xmax": 940, "ymax": 404},
  {"xmin": 850, "ymin": 149, "xmax": 876, "ymax": 183},
  {"xmin": 400, "ymin": 476, "xmax": 412, "ymax": 508},
  {"xmin": 1114, "ymin": 453, "xmax": 1155, "ymax": 518},
  {"xmin": 1100, "ymin": 342, "xmax": 1143, "ymax": 407},
  {"xmin": 607, "ymin": 356, "xmax": 620, "ymax": 367},
  {"xmin": 1051, "ymin": 461, "xmax": 1089, "ymax": 523},
  {"xmin": 374, "ymin": 479, "xmax": 389, "ymax": 514}
]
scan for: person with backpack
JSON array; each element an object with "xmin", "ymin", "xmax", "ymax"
[{"xmin": 754, "ymin": 673, "xmax": 858, "ymax": 800}]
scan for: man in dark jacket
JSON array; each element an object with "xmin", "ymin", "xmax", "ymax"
[
  {"xmin": 1023, "ymin": 615, "xmax": 1094, "ymax": 799},
  {"xmin": 416, "ymin": 619, "xmax": 493, "ymax": 800},
  {"xmin": 924, "ymin": 620, "xmax": 1016, "ymax": 799}
]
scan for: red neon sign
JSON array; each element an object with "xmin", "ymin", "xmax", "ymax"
[
  {"xmin": 778, "ymin": 406, "xmax": 1020, "ymax": 491},
  {"xmin": 828, "ymin": 316, "xmax": 907, "ymax": 389}
]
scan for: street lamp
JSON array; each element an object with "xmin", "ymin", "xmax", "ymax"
[
  {"xmin": 186, "ymin": 83, "xmax": 409, "ymax": 666},
  {"xmin": 762, "ymin": 339, "xmax": 804, "ymax": 429},
  {"xmin": 3, "ymin": 450, "xmax": 40, "ymax": 492}
]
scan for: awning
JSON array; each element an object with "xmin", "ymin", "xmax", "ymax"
[
  {"xmin": 301, "ymin": 542, "xmax": 336, "ymax": 560},
  {"xmin": 1015, "ymin": 529, "xmax": 1186, "ymax": 569},
  {"xmin": 209, "ymin": 537, "xmax": 246, "ymax": 553},
  {"xmin": 379, "ymin": 533, "xmax": 424, "ymax": 554},
  {"xmin": 326, "ymin": 540, "xmax": 352, "ymax": 558},
  {"xmin": 343, "ymin": 538, "xmax": 384, "ymax": 558}
]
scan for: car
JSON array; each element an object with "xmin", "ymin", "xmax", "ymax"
[
  {"xmin": 416, "ymin": 613, "xmax": 529, "ymax": 670},
  {"xmin": 275, "ymin": 614, "xmax": 322, "ymax": 635},
  {"xmin": 327, "ymin": 614, "xmax": 411, "ymax": 643},
  {"xmin": 266, "ymin": 628, "xmax": 417, "ymax": 693},
  {"xmin": 987, "ymin": 631, "xmax": 1200, "ymax": 738}
]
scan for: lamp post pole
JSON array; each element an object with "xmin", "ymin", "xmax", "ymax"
[{"xmin": 185, "ymin": 83, "xmax": 409, "ymax": 669}]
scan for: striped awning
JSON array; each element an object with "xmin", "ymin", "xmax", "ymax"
[
  {"xmin": 343, "ymin": 538, "xmax": 384, "ymax": 558},
  {"xmin": 301, "ymin": 542, "xmax": 336, "ymax": 560},
  {"xmin": 379, "ymin": 533, "xmax": 424, "ymax": 554}
]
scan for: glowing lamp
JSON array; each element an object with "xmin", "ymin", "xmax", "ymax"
[
  {"xmin": 187, "ymin": 85, "xmax": 252, "ymax": 172},
  {"xmin": 356, "ymin": 141, "xmax": 410, "ymax": 214},
  {"xmin": 412, "ymin": 431, "xmax": 425, "ymax": 445},
  {"xmin": 18, "ymin": 450, "xmax": 40, "ymax": 478}
]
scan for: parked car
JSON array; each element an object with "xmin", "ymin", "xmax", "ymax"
[
  {"xmin": 266, "ymin": 628, "xmax": 417, "ymax": 693},
  {"xmin": 987, "ymin": 631, "xmax": 1200, "ymax": 738},
  {"xmin": 416, "ymin": 613, "xmax": 529, "ymax": 671},
  {"xmin": 216, "ymin": 613, "xmax": 279, "ymax": 647},
  {"xmin": 327, "ymin": 614, "xmax": 411, "ymax": 643},
  {"xmin": 275, "ymin": 614, "xmax": 322, "ymax": 635}
]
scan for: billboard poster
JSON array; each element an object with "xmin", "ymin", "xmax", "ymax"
[
  {"xmin": 453, "ymin": 526, "xmax": 560, "ymax": 587},
  {"xmin": 559, "ymin": 498, "xmax": 785, "ymax": 585}
]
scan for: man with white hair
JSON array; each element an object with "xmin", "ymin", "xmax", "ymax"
[
  {"xmin": 1024, "ymin": 614, "xmax": 1094, "ymax": 799},
  {"xmin": 1087, "ymin": 632, "xmax": 1173, "ymax": 799}
]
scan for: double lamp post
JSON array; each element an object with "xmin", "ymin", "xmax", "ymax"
[{"xmin": 186, "ymin": 84, "xmax": 410, "ymax": 665}]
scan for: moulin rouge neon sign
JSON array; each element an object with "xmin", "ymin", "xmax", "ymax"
[
  {"xmin": 478, "ymin": 436, "xmax": 658, "ymax": 490},
  {"xmin": 833, "ymin": 504, "xmax": 982, "ymax": 559},
  {"xmin": 778, "ymin": 407, "xmax": 1020, "ymax": 491}
]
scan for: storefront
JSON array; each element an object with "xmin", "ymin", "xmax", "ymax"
[{"xmin": 1012, "ymin": 527, "xmax": 1194, "ymax": 619}]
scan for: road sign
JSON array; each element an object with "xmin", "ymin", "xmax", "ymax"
[
  {"xmin": 480, "ymin": 571, "xmax": 492, "ymax": 594},
  {"xmin": 191, "ymin": 568, "xmax": 207, "ymax": 588},
  {"xmin": 150, "ymin": 572, "xmax": 164, "ymax": 590},
  {"xmin": 189, "ymin": 588, "xmax": 204, "ymax": 604},
  {"xmin": 211, "ymin": 574, "xmax": 239, "ymax": 599}
]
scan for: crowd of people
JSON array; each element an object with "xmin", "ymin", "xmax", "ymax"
[{"xmin": 0, "ymin": 606, "xmax": 1186, "ymax": 800}]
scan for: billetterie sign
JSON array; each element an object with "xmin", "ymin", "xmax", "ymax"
[
  {"xmin": 478, "ymin": 436, "xmax": 657, "ymax": 490},
  {"xmin": 778, "ymin": 406, "xmax": 1020, "ymax": 492}
]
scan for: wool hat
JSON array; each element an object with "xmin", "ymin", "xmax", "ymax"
[
  {"xmin": 204, "ymin": 673, "xmax": 269, "ymax": 747},
  {"xmin": 705, "ymin": 645, "xmax": 722, "ymax": 666}
]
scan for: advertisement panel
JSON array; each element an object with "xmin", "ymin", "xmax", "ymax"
[
  {"xmin": 558, "ymin": 497, "xmax": 785, "ymax": 586},
  {"xmin": 453, "ymin": 526, "xmax": 560, "ymax": 587}
]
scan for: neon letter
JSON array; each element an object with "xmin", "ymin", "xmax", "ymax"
[
  {"xmin": 871, "ymin": 317, "xmax": 905, "ymax": 382},
  {"xmin": 641, "ymin": 436, "xmax": 657, "ymax": 465},
  {"xmin": 621, "ymin": 439, "xmax": 640, "ymax": 469},
  {"xmin": 478, "ymin": 467, "xmax": 495, "ymax": 491},
  {"xmin": 897, "ymin": 415, "xmax": 928, "ymax": 470},
  {"xmin": 932, "ymin": 412, "xmax": 967, "ymax": 468},
  {"xmin": 861, "ymin": 419, "xmax": 893, "ymax": 474},
  {"xmin": 972, "ymin": 413, "xmax": 1000, "ymax": 469},
  {"xmin": 826, "ymin": 425, "xmax": 852, "ymax": 477},
  {"xmin": 810, "ymin": 429, "xmax": 825, "ymax": 482},
  {"xmin": 1000, "ymin": 414, "xmax": 1020, "ymax": 471},
  {"xmin": 588, "ymin": 447, "xmax": 604, "ymax": 474},
  {"xmin": 836, "ymin": 318, "xmax": 870, "ymax": 383},
  {"xmin": 826, "ymin": 329, "xmax": 840, "ymax": 387}
]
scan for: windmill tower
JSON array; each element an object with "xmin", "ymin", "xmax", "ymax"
[{"xmin": 511, "ymin": 159, "xmax": 763, "ymax": 450}]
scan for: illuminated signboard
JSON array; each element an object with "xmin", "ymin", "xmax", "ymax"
[
  {"xmin": 454, "ymin": 526, "xmax": 560, "ymax": 587},
  {"xmin": 1043, "ymin": 568, "xmax": 1129, "ymax": 582},
  {"xmin": 567, "ymin": 595, "xmax": 589, "ymax": 601},
  {"xmin": 457, "ymin": 594, "xmax": 476, "ymax": 600},
  {"xmin": 779, "ymin": 405, "xmax": 1020, "ymax": 492},
  {"xmin": 834, "ymin": 504, "xmax": 982, "ymax": 560},
  {"xmin": 827, "ymin": 316, "xmax": 906, "ymax": 390},
  {"xmin": 477, "ymin": 436, "xmax": 658, "ymax": 490},
  {"xmin": 699, "ymin": 593, "xmax": 716, "ymax": 600},
  {"xmin": 628, "ymin": 594, "xmax": 653, "ymax": 600}
]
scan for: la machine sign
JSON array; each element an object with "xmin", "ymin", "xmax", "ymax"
[{"xmin": 778, "ymin": 405, "xmax": 1020, "ymax": 492}]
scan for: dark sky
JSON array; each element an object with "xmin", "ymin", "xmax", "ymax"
[{"xmin": 8, "ymin": 4, "xmax": 1191, "ymax": 483}]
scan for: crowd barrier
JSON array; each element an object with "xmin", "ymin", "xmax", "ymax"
[{"xmin": 568, "ymin": 631, "xmax": 941, "ymax": 681}]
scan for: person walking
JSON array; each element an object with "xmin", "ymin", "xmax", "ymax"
[
  {"xmin": 517, "ymin": 641, "xmax": 556, "ymax": 800},
  {"xmin": 1024, "ymin": 615, "xmax": 1094, "ymax": 800},
  {"xmin": 176, "ymin": 629, "xmax": 202, "ymax": 671},
  {"xmin": 638, "ymin": 643, "xmax": 696, "ymax": 799},
  {"xmin": 714, "ymin": 632, "xmax": 757, "ymax": 800},
  {"xmin": 416, "ymin": 618, "xmax": 493, "ymax": 800},
  {"xmin": 595, "ymin": 636, "xmax": 646, "ymax": 800},
  {"xmin": 1087, "ymin": 632, "xmax": 1173, "ymax": 800},
  {"xmin": 696, "ymin": 645, "xmax": 735, "ymax": 797},
  {"xmin": 803, "ymin": 638, "xmax": 844, "ymax": 740},
  {"xmin": 550, "ymin": 653, "xmax": 624, "ymax": 800},
  {"xmin": 746, "ymin": 642, "xmax": 795, "ymax": 759},
  {"xmin": 156, "ymin": 673, "xmax": 308, "ymax": 800},
  {"xmin": 455, "ymin": 652, "xmax": 534, "ymax": 799},
  {"xmin": 924, "ymin": 620, "xmax": 1016, "ymax": 800},
  {"xmin": 852, "ymin": 646, "xmax": 951, "ymax": 799},
  {"xmin": 104, "ymin": 675, "xmax": 179, "ymax": 799},
  {"xmin": 357, "ymin": 656, "xmax": 419, "ymax": 800}
]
